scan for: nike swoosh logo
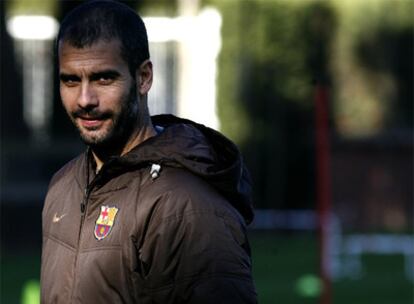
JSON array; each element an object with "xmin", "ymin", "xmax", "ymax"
[{"xmin": 53, "ymin": 213, "xmax": 67, "ymax": 223}]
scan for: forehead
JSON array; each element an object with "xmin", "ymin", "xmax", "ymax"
[{"xmin": 58, "ymin": 39, "xmax": 126, "ymax": 70}]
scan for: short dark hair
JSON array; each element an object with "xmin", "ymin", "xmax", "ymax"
[{"xmin": 56, "ymin": 0, "xmax": 150, "ymax": 76}]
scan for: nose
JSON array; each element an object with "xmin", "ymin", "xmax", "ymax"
[{"xmin": 78, "ymin": 82, "xmax": 98, "ymax": 109}]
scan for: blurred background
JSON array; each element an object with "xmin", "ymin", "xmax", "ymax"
[{"xmin": 1, "ymin": 0, "xmax": 413, "ymax": 303}]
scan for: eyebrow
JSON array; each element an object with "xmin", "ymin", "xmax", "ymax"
[
  {"xmin": 59, "ymin": 69, "xmax": 121, "ymax": 81},
  {"xmin": 59, "ymin": 73, "xmax": 79, "ymax": 81}
]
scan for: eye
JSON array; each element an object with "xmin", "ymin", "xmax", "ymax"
[
  {"xmin": 92, "ymin": 71, "xmax": 119, "ymax": 85},
  {"xmin": 97, "ymin": 76, "xmax": 114, "ymax": 85},
  {"xmin": 60, "ymin": 74, "xmax": 80, "ymax": 87}
]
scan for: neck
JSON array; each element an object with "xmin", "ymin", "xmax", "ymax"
[{"xmin": 92, "ymin": 118, "xmax": 156, "ymax": 172}]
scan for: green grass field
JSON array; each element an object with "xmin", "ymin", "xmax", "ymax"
[
  {"xmin": 1, "ymin": 232, "xmax": 413, "ymax": 303},
  {"xmin": 251, "ymin": 231, "xmax": 413, "ymax": 304}
]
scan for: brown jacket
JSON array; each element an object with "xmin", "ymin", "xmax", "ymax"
[{"xmin": 41, "ymin": 115, "xmax": 257, "ymax": 303}]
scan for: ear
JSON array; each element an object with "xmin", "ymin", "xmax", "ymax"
[{"xmin": 136, "ymin": 60, "xmax": 153, "ymax": 95}]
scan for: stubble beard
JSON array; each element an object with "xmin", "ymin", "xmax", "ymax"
[{"xmin": 73, "ymin": 84, "xmax": 139, "ymax": 151}]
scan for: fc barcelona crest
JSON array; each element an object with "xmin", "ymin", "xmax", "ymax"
[{"xmin": 94, "ymin": 206, "xmax": 119, "ymax": 240}]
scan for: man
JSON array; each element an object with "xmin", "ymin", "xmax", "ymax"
[{"xmin": 41, "ymin": 1, "xmax": 257, "ymax": 303}]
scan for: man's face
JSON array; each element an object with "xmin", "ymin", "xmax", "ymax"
[{"xmin": 58, "ymin": 39, "xmax": 139, "ymax": 148}]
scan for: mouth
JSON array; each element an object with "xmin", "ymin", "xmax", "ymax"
[{"xmin": 77, "ymin": 116, "xmax": 106, "ymax": 129}]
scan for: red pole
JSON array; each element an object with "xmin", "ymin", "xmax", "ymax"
[{"xmin": 314, "ymin": 84, "xmax": 332, "ymax": 304}]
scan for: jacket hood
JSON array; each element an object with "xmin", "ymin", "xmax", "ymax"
[{"xmin": 104, "ymin": 114, "xmax": 254, "ymax": 224}]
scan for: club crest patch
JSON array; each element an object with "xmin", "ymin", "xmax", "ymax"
[{"xmin": 94, "ymin": 206, "xmax": 119, "ymax": 240}]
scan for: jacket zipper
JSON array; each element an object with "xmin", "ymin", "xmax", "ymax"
[{"xmin": 70, "ymin": 186, "xmax": 92, "ymax": 302}]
